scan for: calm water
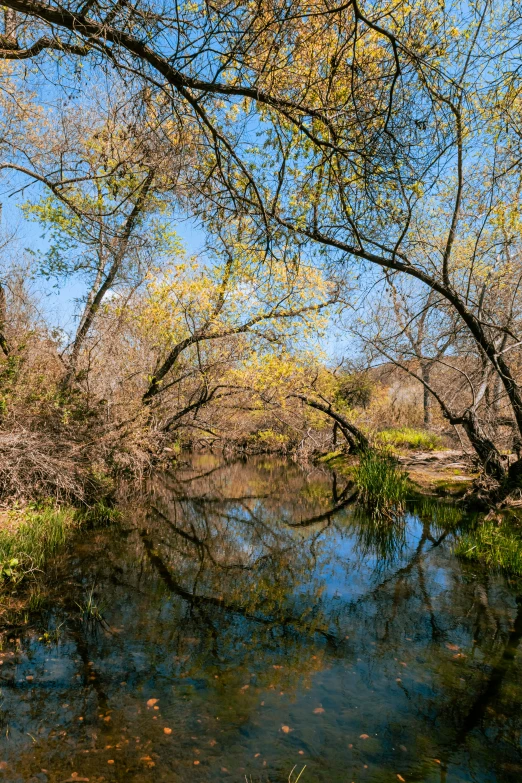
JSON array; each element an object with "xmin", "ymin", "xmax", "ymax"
[{"xmin": 1, "ymin": 455, "xmax": 522, "ymax": 782}]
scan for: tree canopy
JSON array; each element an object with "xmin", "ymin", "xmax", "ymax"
[{"xmin": 1, "ymin": 0, "xmax": 522, "ymax": 491}]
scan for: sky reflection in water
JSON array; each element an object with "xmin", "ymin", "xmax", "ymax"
[{"xmin": 1, "ymin": 454, "xmax": 522, "ymax": 782}]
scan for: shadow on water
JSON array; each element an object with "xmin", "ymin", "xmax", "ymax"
[{"xmin": 1, "ymin": 454, "xmax": 522, "ymax": 781}]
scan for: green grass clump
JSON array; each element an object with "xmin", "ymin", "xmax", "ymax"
[
  {"xmin": 354, "ymin": 452, "xmax": 410, "ymax": 520},
  {"xmin": 80, "ymin": 499, "xmax": 122, "ymax": 527},
  {"xmin": 455, "ymin": 520, "xmax": 522, "ymax": 575},
  {"xmin": 0, "ymin": 498, "xmax": 122, "ymax": 585},
  {"xmin": 376, "ymin": 427, "xmax": 444, "ymax": 451},
  {"xmin": 0, "ymin": 504, "xmax": 78, "ymax": 582}
]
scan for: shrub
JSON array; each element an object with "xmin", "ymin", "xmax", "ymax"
[
  {"xmin": 246, "ymin": 429, "xmax": 291, "ymax": 452},
  {"xmin": 335, "ymin": 372, "xmax": 374, "ymax": 409}
]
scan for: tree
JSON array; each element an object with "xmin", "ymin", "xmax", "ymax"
[
  {"xmin": 112, "ymin": 234, "xmax": 340, "ymax": 433},
  {"xmin": 353, "ymin": 278, "xmax": 511, "ymax": 478},
  {"xmin": 384, "ymin": 285, "xmax": 458, "ymax": 428},
  {"xmin": 2, "ymin": 0, "xmax": 522, "ymax": 486},
  {"xmin": 14, "ymin": 102, "xmax": 190, "ymax": 387}
]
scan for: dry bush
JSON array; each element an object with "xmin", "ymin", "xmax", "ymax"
[
  {"xmin": 0, "ymin": 275, "xmax": 157, "ymax": 504},
  {"xmin": 0, "ymin": 427, "xmax": 93, "ymax": 503},
  {"xmin": 0, "ymin": 336, "xmax": 100, "ymax": 503},
  {"xmin": 0, "ymin": 350, "xmax": 157, "ymax": 504}
]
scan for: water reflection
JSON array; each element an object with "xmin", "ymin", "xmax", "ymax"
[{"xmin": 0, "ymin": 454, "xmax": 522, "ymax": 782}]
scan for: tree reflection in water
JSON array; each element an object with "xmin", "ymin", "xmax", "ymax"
[{"xmin": 1, "ymin": 454, "xmax": 522, "ymax": 782}]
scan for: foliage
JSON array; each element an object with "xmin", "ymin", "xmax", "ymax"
[
  {"xmin": 248, "ymin": 429, "xmax": 290, "ymax": 451},
  {"xmin": 335, "ymin": 372, "xmax": 374, "ymax": 409},
  {"xmin": 138, "ymin": 250, "xmax": 334, "ymax": 356},
  {"xmin": 21, "ymin": 110, "xmax": 181, "ymax": 287}
]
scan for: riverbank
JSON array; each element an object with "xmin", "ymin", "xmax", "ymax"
[
  {"xmin": 316, "ymin": 446, "xmax": 522, "ymax": 577},
  {"xmin": 317, "ymin": 447, "xmax": 477, "ymax": 498}
]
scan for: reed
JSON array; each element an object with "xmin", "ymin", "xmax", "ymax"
[{"xmin": 354, "ymin": 451, "xmax": 410, "ymax": 520}]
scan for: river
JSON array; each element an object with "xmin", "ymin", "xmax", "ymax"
[{"xmin": 1, "ymin": 454, "xmax": 521, "ymax": 782}]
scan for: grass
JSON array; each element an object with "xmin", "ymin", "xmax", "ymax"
[
  {"xmin": 433, "ymin": 477, "xmax": 471, "ymax": 497},
  {"xmin": 81, "ymin": 499, "xmax": 122, "ymax": 526},
  {"xmin": 0, "ymin": 498, "xmax": 121, "ymax": 585},
  {"xmin": 353, "ymin": 451, "xmax": 410, "ymax": 520},
  {"xmin": 455, "ymin": 519, "xmax": 522, "ymax": 576},
  {"xmin": 316, "ymin": 449, "xmax": 344, "ymax": 463},
  {"xmin": 376, "ymin": 427, "xmax": 444, "ymax": 451},
  {"xmin": 76, "ymin": 583, "xmax": 107, "ymax": 625},
  {"xmin": 38, "ymin": 622, "xmax": 65, "ymax": 645},
  {"xmin": 0, "ymin": 503, "xmax": 78, "ymax": 582}
]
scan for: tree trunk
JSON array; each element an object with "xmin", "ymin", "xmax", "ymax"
[
  {"xmin": 421, "ymin": 362, "xmax": 432, "ymax": 427},
  {"xmin": 459, "ymin": 410, "xmax": 507, "ymax": 482},
  {"xmin": 289, "ymin": 394, "xmax": 369, "ymax": 453},
  {"xmin": 61, "ymin": 170, "xmax": 154, "ymax": 390},
  {"xmin": 0, "ymin": 282, "xmax": 9, "ymax": 357}
]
